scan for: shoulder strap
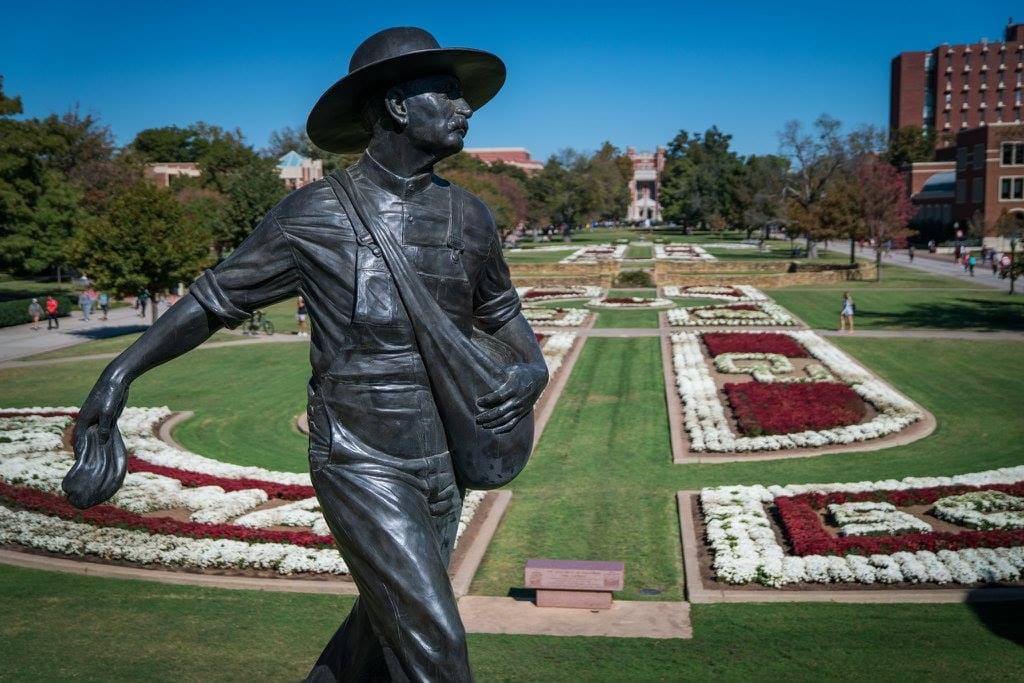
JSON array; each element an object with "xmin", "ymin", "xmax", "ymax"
[
  {"xmin": 446, "ymin": 185, "xmax": 465, "ymax": 262},
  {"xmin": 325, "ymin": 172, "xmax": 381, "ymax": 257}
]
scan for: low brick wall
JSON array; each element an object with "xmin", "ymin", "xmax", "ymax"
[
  {"xmin": 655, "ymin": 260, "xmax": 790, "ymax": 276},
  {"xmin": 655, "ymin": 261, "xmax": 876, "ymax": 288},
  {"xmin": 512, "ymin": 274, "xmax": 614, "ymax": 288},
  {"xmin": 510, "ymin": 262, "xmax": 620, "ymax": 278}
]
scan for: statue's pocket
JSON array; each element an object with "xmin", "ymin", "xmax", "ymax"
[{"xmin": 353, "ymin": 249, "xmax": 397, "ymax": 326}]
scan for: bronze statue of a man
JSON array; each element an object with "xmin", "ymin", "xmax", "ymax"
[{"xmin": 63, "ymin": 27, "xmax": 547, "ymax": 682}]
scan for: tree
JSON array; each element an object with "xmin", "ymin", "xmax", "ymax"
[
  {"xmin": 582, "ymin": 141, "xmax": 631, "ymax": 222},
  {"xmin": 734, "ymin": 154, "xmax": 789, "ymax": 239},
  {"xmin": 660, "ymin": 127, "xmax": 744, "ymax": 229},
  {"xmin": 854, "ymin": 156, "xmax": 914, "ymax": 281},
  {"xmin": 885, "ymin": 125, "xmax": 936, "ymax": 167},
  {"xmin": 65, "ymin": 183, "xmax": 214, "ymax": 320},
  {"xmin": 778, "ymin": 115, "xmax": 850, "ymax": 257},
  {"xmin": 816, "ymin": 171, "xmax": 866, "ymax": 264},
  {"xmin": 219, "ymin": 161, "xmax": 287, "ymax": 254},
  {"xmin": 130, "ymin": 125, "xmax": 197, "ymax": 162},
  {"xmin": 994, "ymin": 208, "xmax": 1024, "ymax": 294}
]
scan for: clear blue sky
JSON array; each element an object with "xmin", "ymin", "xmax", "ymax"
[{"xmin": 1, "ymin": 1, "xmax": 1015, "ymax": 159}]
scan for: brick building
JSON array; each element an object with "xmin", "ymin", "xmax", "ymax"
[
  {"xmin": 891, "ymin": 20, "xmax": 1024, "ymax": 138},
  {"xmin": 463, "ymin": 147, "xmax": 543, "ymax": 174},
  {"xmin": 276, "ymin": 150, "xmax": 324, "ymax": 190},
  {"xmin": 903, "ymin": 123, "xmax": 1024, "ymax": 236},
  {"xmin": 626, "ymin": 146, "xmax": 666, "ymax": 223},
  {"xmin": 143, "ymin": 162, "xmax": 202, "ymax": 188}
]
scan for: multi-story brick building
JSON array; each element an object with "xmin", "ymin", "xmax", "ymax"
[
  {"xmin": 463, "ymin": 147, "xmax": 543, "ymax": 174},
  {"xmin": 891, "ymin": 20, "xmax": 1024, "ymax": 138},
  {"xmin": 626, "ymin": 146, "xmax": 666, "ymax": 223}
]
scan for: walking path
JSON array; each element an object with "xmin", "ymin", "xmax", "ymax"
[
  {"xmin": 0, "ymin": 305, "xmax": 150, "ymax": 363},
  {"xmin": 824, "ymin": 244, "xmax": 1017, "ymax": 292}
]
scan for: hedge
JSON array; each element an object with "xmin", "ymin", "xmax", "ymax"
[{"xmin": 0, "ymin": 296, "xmax": 76, "ymax": 329}]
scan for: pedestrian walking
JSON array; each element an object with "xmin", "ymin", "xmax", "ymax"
[
  {"xmin": 969, "ymin": 254, "xmax": 977, "ymax": 276},
  {"xmin": 45, "ymin": 295, "xmax": 59, "ymax": 330},
  {"xmin": 97, "ymin": 291, "xmax": 110, "ymax": 320},
  {"xmin": 907, "ymin": 244, "xmax": 915, "ymax": 263},
  {"xmin": 27, "ymin": 298, "xmax": 43, "ymax": 330},
  {"xmin": 79, "ymin": 288, "xmax": 95, "ymax": 321},
  {"xmin": 992, "ymin": 252, "xmax": 1001, "ymax": 276},
  {"xmin": 137, "ymin": 288, "xmax": 150, "ymax": 318},
  {"xmin": 839, "ymin": 291, "xmax": 855, "ymax": 333},
  {"xmin": 296, "ymin": 295, "xmax": 309, "ymax": 336}
]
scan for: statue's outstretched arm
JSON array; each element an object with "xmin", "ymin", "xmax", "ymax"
[{"xmin": 63, "ymin": 294, "xmax": 223, "ymax": 508}]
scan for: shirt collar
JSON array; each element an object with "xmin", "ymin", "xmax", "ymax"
[{"xmin": 357, "ymin": 151, "xmax": 434, "ymax": 198}]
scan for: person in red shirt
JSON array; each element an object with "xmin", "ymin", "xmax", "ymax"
[{"xmin": 45, "ymin": 295, "xmax": 60, "ymax": 330}]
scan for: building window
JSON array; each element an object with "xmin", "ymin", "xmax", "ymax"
[
  {"xmin": 972, "ymin": 177, "xmax": 983, "ymax": 203},
  {"xmin": 1002, "ymin": 142, "xmax": 1024, "ymax": 165},
  {"xmin": 958, "ymin": 147, "xmax": 968, "ymax": 169},
  {"xmin": 974, "ymin": 143, "xmax": 985, "ymax": 169},
  {"xmin": 1000, "ymin": 176, "xmax": 1024, "ymax": 200},
  {"xmin": 956, "ymin": 179, "xmax": 966, "ymax": 203}
]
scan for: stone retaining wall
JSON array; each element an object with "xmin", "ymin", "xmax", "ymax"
[
  {"xmin": 512, "ymin": 274, "xmax": 614, "ymax": 287},
  {"xmin": 510, "ymin": 262, "xmax": 620, "ymax": 277},
  {"xmin": 655, "ymin": 261, "xmax": 876, "ymax": 287}
]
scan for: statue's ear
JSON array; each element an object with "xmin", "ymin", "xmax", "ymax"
[{"xmin": 384, "ymin": 86, "xmax": 408, "ymax": 126}]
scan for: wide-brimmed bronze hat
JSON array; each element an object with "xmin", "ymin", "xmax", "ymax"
[{"xmin": 306, "ymin": 27, "xmax": 506, "ymax": 154}]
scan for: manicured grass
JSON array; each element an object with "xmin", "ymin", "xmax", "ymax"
[
  {"xmin": 782, "ymin": 262, "xmax": 988, "ymax": 290},
  {"xmin": 625, "ymin": 244, "xmax": 653, "ymax": 259},
  {"xmin": 0, "ymin": 343, "xmax": 310, "ymax": 471},
  {"xmin": 771, "ymin": 287, "xmax": 1024, "ymax": 331},
  {"xmin": 21, "ymin": 331, "xmax": 238, "ymax": 361},
  {"xmin": 2, "ymin": 564, "xmax": 1021, "ymax": 681},
  {"xmin": 504, "ymin": 250, "xmax": 573, "ymax": 264},
  {"xmin": 471, "ymin": 336, "xmax": 1024, "ymax": 600}
]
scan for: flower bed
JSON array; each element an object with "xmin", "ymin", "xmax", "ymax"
[
  {"xmin": 703, "ymin": 332, "xmax": 807, "ymax": 357},
  {"xmin": 662, "ymin": 285, "xmax": 768, "ymax": 302},
  {"xmin": 539, "ymin": 332, "xmax": 578, "ymax": 375},
  {"xmin": 559, "ymin": 244, "xmax": 627, "ymax": 263},
  {"xmin": 0, "ymin": 409, "xmax": 488, "ymax": 575},
  {"xmin": 517, "ymin": 286, "xmax": 603, "ymax": 302},
  {"xmin": 713, "ymin": 353, "xmax": 832, "ymax": 384},
  {"xmin": 671, "ymin": 330, "xmax": 922, "ymax": 452},
  {"xmin": 699, "ymin": 466, "xmax": 1024, "ymax": 587},
  {"xmin": 667, "ymin": 302, "xmax": 798, "ymax": 327},
  {"xmin": 724, "ymin": 382, "xmax": 868, "ymax": 436},
  {"xmin": 586, "ymin": 296, "xmax": 673, "ymax": 309},
  {"xmin": 654, "ymin": 244, "xmax": 716, "ymax": 261},
  {"xmin": 522, "ymin": 307, "xmax": 590, "ymax": 327}
]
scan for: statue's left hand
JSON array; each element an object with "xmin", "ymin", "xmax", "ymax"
[{"xmin": 476, "ymin": 363, "xmax": 546, "ymax": 434}]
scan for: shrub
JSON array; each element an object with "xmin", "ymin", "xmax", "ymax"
[
  {"xmin": 0, "ymin": 296, "xmax": 75, "ymax": 328},
  {"xmin": 614, "ymin": 270, "xmax": 654, "ymax": 287}
]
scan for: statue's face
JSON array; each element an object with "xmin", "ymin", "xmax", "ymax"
[{"xmin": 393, "ymin": 75, "xmax": 472, "ymax": 156}]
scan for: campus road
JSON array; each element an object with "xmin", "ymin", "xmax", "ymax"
[{"xmin": 0, "ymin": 304, "xmax": 151, "ymax": 363}]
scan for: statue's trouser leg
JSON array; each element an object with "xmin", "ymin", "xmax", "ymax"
[{"xmin": 306, "ymin": 451, "xmax": 471, "ymax": 683}]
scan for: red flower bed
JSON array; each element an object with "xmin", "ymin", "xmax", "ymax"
[
  {"xmin": 602, "ymin": 297, "xmax": 653, "ymax": 305},
  {"xmin": 523, "ymin": 289, "xmax": 580, "ymax": 299},
  {"xmin": 128, "ymin": 456, "xmax": 315, "ymax": 500},
  {"xmin": 0, "ymin": 480, "xmax": 334, "ymax": 548},
  {"xmin": 702, "ymin": 332, "xmax": 807, "ymax": 357},
  {"xmin": 724, "ymin": 382, "xmax": 867, "ymax": 436},
  {"xmin": 535, "ymin": 333, "xmax": 548, "ymax": 345},
  {"xmin": 775, "ymin": 481, "xmax": 1024, "ymax": 556},
  {"xmin": 722, "ymin": 304, "xmax": 759, "ymax": 311}
]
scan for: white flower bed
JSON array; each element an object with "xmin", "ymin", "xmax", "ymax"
[
  {"xmin": 713, "ymin": 352, "xmax": 833, "ymax": 383},
  {"xmin": 661, "ymin": 285, "xmax": 768, "ymax": 302},
  {"xmin": 586, "ymin": 296, "xmax": 673, "ymax": 309},
  {"xmin": 700, "ymin": 466, "xmax": 1024, "ymax": 587},
  {"xmin": 559, "ymin": 244, "xmax": 627, "ymax": 263},
  {"xmin": 654, "ymin": 244, "xmax": 716, "ymax": 261},
  {"xmin": 540, "ymin": 332, "xmax": 577, "ymax": 375},
  {"xmin": 0, "ymin": 409, "xmax": 489, "ymax": 575},
  {"xmin": 667, "ymin": 302, "xmax": 798, "ymax": 327},
  {"xmin": 933, "ymin": 491, "xmax": 1024, "ymax": 530},
  {"xmin": 671, "ymin": 330, "xmax": 922, "ymax": 452},
  {"xmin": 827, "ymin": 501, "xmax": 933, "ymax": 536},
  {"xmin": 517, "ymin": 286, "xmax": 603, "ymax": 302},
  {"xmin": 522, "ymin": 308, "xmax": 590, "ymax": 327}
]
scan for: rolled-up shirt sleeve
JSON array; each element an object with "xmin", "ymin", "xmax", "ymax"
[
  {"xmin": 473, "ymin": 232, "xmax": 521, "ymax": 333},
  {"xmin": 190, "ymin": 214, "xmax": 299, "ymax": 329}
]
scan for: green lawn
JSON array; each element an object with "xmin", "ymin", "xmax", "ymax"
[
  {"xmin": 21, "ymin": 331, "xmax": 238, "ymax": 361},
  {"xmin": 771, "ymin": 287, "xmax": 1024, "ymax": 331},
  {"xmin": 504, "ymin": 250, "xmax": 574, "ymax": 264},
  {"xmin": 624, "ymin": 244, "xmax": 653, "ymax": 259}
]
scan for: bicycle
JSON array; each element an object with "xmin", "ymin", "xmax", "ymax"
[{"xmin": 242, "ymin": 310, "xmax": 275, "ymax": 335}]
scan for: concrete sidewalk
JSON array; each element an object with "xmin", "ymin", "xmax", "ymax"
[
  {"xmin": 0, "ymin": 305, "xmax": 151, "ymax": 363},
  {"xmin": 826, "ymin": 244, "xmax": 1017, "ymax": 292}
]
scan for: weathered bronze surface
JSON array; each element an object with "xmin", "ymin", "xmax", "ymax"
[{"xmin": 63, "ymin": 26, "xmax": 547, "ymax": 681}]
